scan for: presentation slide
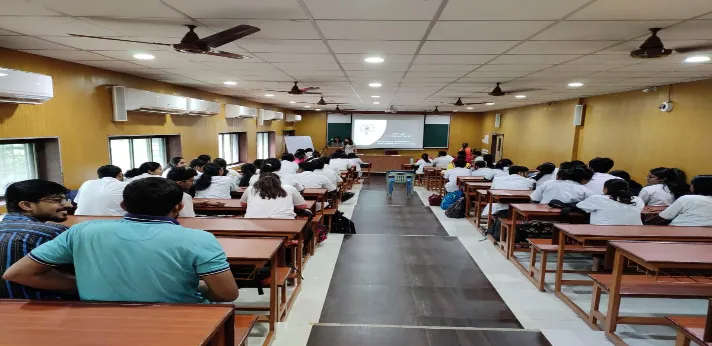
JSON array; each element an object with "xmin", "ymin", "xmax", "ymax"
[{"xmin": 352, "ymin": 114, "xmax": 425, "ymax": 149}]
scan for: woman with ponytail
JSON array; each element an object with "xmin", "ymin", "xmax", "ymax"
[
  {"xmin": 240, "ymin": 172, "xmax": 308, "ymax": 219},
  {"xmin": 577, "ymin": 179, "xmax": 644, "ymax": 225},
  {"xmin": 639, "ymin": 167, "xmax": 690, "ymax": 206},
  {"xmin": 124, "ymin": 162, "xmax": 163, "ymax": 182},
  {"xmin": 532, "ymin": 162, "xmax": 556, "ymax": 185},
  {"xmin": 193, "ymin": 163, "xmax": 237, "ymax": 199}
]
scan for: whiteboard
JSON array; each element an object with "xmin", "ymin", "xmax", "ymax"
[{"xmin": 284, "ymin": 136, "xmax": 315, "ymax": 154}]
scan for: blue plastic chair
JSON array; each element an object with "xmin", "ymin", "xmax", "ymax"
[{"xmin": 386, "ymin": 170, "xmax": 415, "ymax": 197}]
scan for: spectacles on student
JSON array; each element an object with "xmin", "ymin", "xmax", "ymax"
[{"xmin": 39, "ymin": 197, "xmax": 71, "ymax": 205}]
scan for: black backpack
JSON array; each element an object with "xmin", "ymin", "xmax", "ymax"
[
  {"xmin": 330, "ymin": 210, "xmax": 356, "ymax": 234},
  {"xmin": 445, "ymin": 197, "xmax": 466, "ymax": 218}
]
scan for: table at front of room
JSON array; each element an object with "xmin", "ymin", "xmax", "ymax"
[
  {"xmin": 0, "ymin": 300, "xmax": 236, "ymax": 346},
  {"xmin": 552, "ymin": 224, "xmax": 712, "ymax": 328},
  {"xmin": 217, "ymin": 237, "xmax": 283, "ymax": 346},
  {"xmin": 596, "ymin": 241, "xmax": 712, "ymax": 346},
  {"xmin": 463, "ymin": 181, "xmax": 492, "ymax": 218}
]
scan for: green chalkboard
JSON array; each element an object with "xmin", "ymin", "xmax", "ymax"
[
  {"xmin": 423, "ymin": 124, "xmax": 449, "ymax": 148},
  {"xmin": 327, "ymin": 123, "xmax": 352, "ymax": 142}
]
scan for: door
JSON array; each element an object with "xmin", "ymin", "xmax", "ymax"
[{"xmin": 490, "ymin": 134, "xmax": 504, "ymax": 162}]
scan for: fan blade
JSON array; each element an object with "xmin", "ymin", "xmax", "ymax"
[
  {"xmin": 68, "ymin": 34, "xmax": 171, "ymax": 46},
  {"xmin": 201, "ymin": 49, "xmax": 250, "ymax": 59},
  {"xmin": 300, "ymin": 87, "xmax": 320, "ymax": 91},
  {"xmin": 464, "ymin": 102, "xmax": 489, "ymax": 105},
  {"xmin": 302, "ymin": 91, "xmax": 323, "ymax": 94},
  {"xmin": 505, "ymin": 88, "xmax": 537, "ymax": 93},
  {"xmin": 197, "ymin": 25, "xmax": 260, "ymax": 48},
  {"xmin": 675, "ymin": 45, "xmax": 712, "ymax": 53}
]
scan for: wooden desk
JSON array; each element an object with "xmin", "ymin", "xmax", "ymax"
[
  {"xmin": 598, "ymin": 241, "xmax": 712, "ymax": 345},
  {"xmin": 463, "ymin": 181, "xmax": 492, "ymax": 218},
  {"xmin": 0, "ymin": 300, "xmax": 235, "ymax": 346},
  {"xmin": 457, "ymin": 176, "xmax": 487, "ymax": 189},
  {"xmin": 668, "ymin": 300, "xmax": 712, "ymax": 346},
  {"xmin": 553, "ymin": 224, "xmax": 712, "ymax": 327},
  {"xmin": 302, "ymin": 188, "xmax": 327, "ymax": 217},
  {"xmin": 401, "ymin": 164, "xmax": 416, "ymax": 170},
  {"xmin": 218, "ymin": 238, "xmax": 282, "ymax": 345},
  {"xmin": 473, "ymin": 189, "xmax": 490, "ymax": 231},
  {"xmin": 193, "ymin": 199, "xmax": 316, "ymax": 215},
  {"xmin": 486, "ymin": 190, "xmax": 532, "ymax": 234},
  {"xmin": 360, "ymin": 154, "xmax": 411, "ymax": 173},
  {"xmin": 230, "ymin": 187, "xmax": 248, "ymax": 199}
]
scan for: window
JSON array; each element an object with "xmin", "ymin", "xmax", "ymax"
[
  {"xmin": 0, "ymin": 143, "xmax": 38, "ymax": 196},
  {"xmin": 256, "ymin": 132, "xmax": 270, "ymax": 159},
  {"xmin": 219, "ymin": 133, "xmax": 241, "ymax": 164},
  {"xmin": 109, "ymin": 136, "xmax": 168, "ymax": 172}
]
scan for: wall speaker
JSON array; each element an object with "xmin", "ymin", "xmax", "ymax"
[
  {"xmin": 573, "ymin": 104, "xmax": 585, "ymax": 126},
  {"xmin": 111, "ymin": 86, "xmax": 128, "ymax": 122},
  {"xmin": 494, "ymin": 113, "xmax": 501, "ymax": 128}
]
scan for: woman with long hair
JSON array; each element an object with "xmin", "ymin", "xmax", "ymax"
[
  {"xmin": 532, "ymin": 162, "xmax": 556, "ymax": 185},
  {"xmin": 577, "ymin": 179, "xmax": 644, "ymax": 225},
  {"xmin": 343, "ymin": 137, "xmax": 357, "ymax": 155},
  {"xmin": 193, "ymin": 163, "xmax": 237, "ymax": 199},
  {"xmin": 414, "ymin": 153, "xmax": 430, "ymax": 175},
  {"xmin": 124, "ymin": 162, "xmax": 163, "ymax": 182},
  {"xmin": 238, "ymin": 163, "xmax": 257, "ymax": 187},
  {"xmin": 609, "ymin": 170, "xmax": 644, "ymax": 196},
  {"xmin": 240, "ymin": 172, "xmax": 308, "ymax": 219},
  {"xmin": 162, "ymin": 156, "xmax": 186, "ymax": 178},
  {"xmin": 639, "ymin": 167, "xmax": 689, "ymax": 206}
]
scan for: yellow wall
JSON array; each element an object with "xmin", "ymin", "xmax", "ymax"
[
  {"xmin": 0, "ymin": 48, "xmax": 293, "ymax": 189},
  {"xmin": 294, "ymin": 112, "xmax": 484, "ymax": 160}
]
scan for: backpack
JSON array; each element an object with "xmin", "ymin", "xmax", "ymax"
[
  {"xmin": 445, "ymin": 197, "xmax": 466, "ymax": 218},
  {"xmin": 428, "ymin": 194, "xmax": 443, "ymax": 206},
  {"xmin": 440, "ymin": 190, "xmax": 463, "ymax": 210},
  {"xmin": 316, "ymin": 224, "xmax": 329, "ymax": 243},
  {"xmin": 330, "ymin": 210, "xmax": 356, "ymax": 234}
]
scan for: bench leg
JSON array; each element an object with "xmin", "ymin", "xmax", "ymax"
[
  {"xmin": 538, "ymin": 251, "xmax": 548, "ymax": 291},
  {"xmin": 280, "ymin": 283, "xmax": 287, "ymax": 321},
  {"xmin": 528, "ymin": 246, "xmax": 537, "ymax": 278},
  {"xmin": 675, "ymin": 330, "xmax": 691, "ymax": 346},
  {"xmin": 589, "ymin": 284, "xmax": 602, "ymax": 327}
]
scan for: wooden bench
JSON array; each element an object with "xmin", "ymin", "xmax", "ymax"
[
  {"xmin": 667, "ymin": 315, "xmax": 711, "ymax": 346},
  {"xmin": 322, "ymin": 208, "xmax": 338, "ymax": 232},
  {"xmin": 235, "ymin": 315, "xmax": 259, "ymax": 346},
  {"xmin": 526, "ymin": 239, "xmax": 606, "ymax": 291},
  {"xmin": 275, "ymin": 267, "xmax": 292, "ymax": 322},
  {"xmin": 588, "ymin": 274, "xmax": 712, "ymax": 330}
]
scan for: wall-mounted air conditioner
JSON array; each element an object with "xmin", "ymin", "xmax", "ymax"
[
  {"xmin": 262, "ymin": 109, "xmax": 276, "ymax": 121},
  {"xmin": 124, "ymin": 88, "xmax": 187, "ymax": 114},
  {"xmin": 225, "ymin": 104, "xmax": 257, "ymax": 118},
  {"xmin": 286, "ymin": 114, "xmax": 302, "ymax": 122},
  {"xmin": 186, "ymin": 98, "xmax": 219, "ymax": 116},
  {"xmin": 0, "ymin": 68, "xmax": 53, "ymax": 104},
  {"xmin": 273, "ymin": 111, "xmax": 284, "ymax": 120}
]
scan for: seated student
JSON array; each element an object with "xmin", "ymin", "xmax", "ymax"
[
  {"xmin": 0, "ymin": 180, "xmax": 71, "ymax": 299},
  {"xmin": 4, "ymin": 178, "xmax": 238, "ymax": 303},
  {"xmin": 311, "ymin": 151, "xmax": 322, "ymax": 159},
  {"xmin": 193, "ymin": 163, "xmax": 237, "ymax": 199},
  {"xmin": 237, "ymin": 163, "xmax": 257, "ymax": 187},
  {"xmin": 75, "ymin": 165, "xmax": 127, "ymax": 216},
  {"xmin": 647, "ymin": 175, "xmax": 712, "ymax": 226},
  {"xmin": 294, "ymin": 150, "xmax": 307, "ymax": 164},
  {"xmin": 485, "ymin": 159, "xmax": 511, "ymax": 180},
  {"xmin": 447, "ymin": 153, "xmax": 471, "ymax": 169},
  {"xmin": 124, "ymin": 162, "xmax": 163, "ymax": 182},
  {"xmin": 213, "ymin": 158, "xmax": 240, "ymax": 183},
  {"xmin": 414, "ymin": 153, "xmax": 431, "ymax": 175},
  {"xmin": 166, "ymin": 167, "xmax": 198, "ymax": 217},
  {"xmin": 577, "ymin": 179, "xmax": 644, "ymax": 225},
  {"xmin": 347, "ymin": 153, "xmax": 365, "ymax": 177},
  {"xmin": 482, "ymin": 154, "xmax": 495, "ymax": 168},
  {"xmin": 532, "ymin": 162, "xmax": 556, "ymax": 187},
  {"xmin": 197, "ymin": 154, "xmax": 212, "ymax": 162},
  {"xmin": 248, "ymin": 158, "xmax": 304, "ymax": 191},
  {"xmin": 280, "ymin": 153, "xmax": 300, "ymax": 174},
  {"xmin": 253, "ymin": 159, "xmax": 264, "ymax": 174},
  {"xmin": 609, "ymin": 170, "xmax": 644, "ymax": 196},
  {"xmin": 473, "ymin": 150, "xmax": 484, "ymax": 162},
  {"xmin": 639, "ymin": 167, "xmax": 689, "ymax": 206},
  {"xmin": 240, "ymin": 173, "xmax": 309, "ymax": 219},
  {"xmin": 431, "ymin": 151, "xmax": 454, "ymax": 169},
  {"xmin": 329, "ymin": 152, "xmax": 352, "ymax": 172},
  {"xmin": 189, "ymin": 159, "xmax": 207, "ymax": 178},
  {"xmin": 296, "ymin": 161, "xmax": 337, "ymax": 191},
  {"xmin": 531, "ymin": 168, "xmax": 594, "ymax": 204},
  {"xmin": 471, "ymin": 160, "xmax": 495, "ymax": 178},
  {"xmin": 584, "ymin": 157, "xmax": 621, "ymax": 195},
  {"xmin": 162, "ymin": 157, "xmax": 186, "ymax": 178},
  {"xmin": 313, "ymin": 157, "xmax": 342, "ymax": 184},
  {"xmin": 444, "ymin": 159, "xmax": 471, "ymax": 193},
  {"xmin": 484, "ymin": 165, "xmax": 535, "ymax": 216},
  {"xmin": 305, "ymin": 148, "xmax": 314, "ymax": 158},
  {"xmin": 320, "ymin": 157, "xmax": 343, "ymax": 180}
]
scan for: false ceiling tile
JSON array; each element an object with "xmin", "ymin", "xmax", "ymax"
[
  {"xmin": 508, "ymin": 41, "xmax": 620, "ymax": 55},
  {"xmin": 0, "ymin": 0, "xmax": 62, "ymax": 15},
  {"xmin": 465, "ymin": 70, "xmax": 532, "ymax": 78},
  {"xmin": 532, "ymin": 21, "xmax": 676, "ymax": 41},
  {"xmin": 336, "ymin": 54, "xmax": 414, "ymax": 64},
  {"xmin": 0, "ymin": 16, "xmax": 121, "ymax": 36},
  {"xmin": 490, "ymin": 54, "xmax": 581, "ymax": 64},
  {"xmin": 340, "ymin": 63, "xmax": 411, "ymax": 71},
  {"xmin": 79, "ymin": 18, "xmax": 210, "ymax": 38},
  {"xmin": 478, "ymin": 64, "xmax": 552, "ymax": 72},
  {"xmin": 317, "ymin": 21, "xmax": 429, "ymax": 40},
  {"xmin": 303, "ymin": 0, "xmax": 442, "ymax": 20},
  {"xmin": 254, "ymin": 53, "xmax": 335, "ymax": 63},
  {"xmin": 409, "ymin": 64, "xmax": 480, "ymax": 72},
  {"xmin": 413, "ymin": 55, "xmax": 497, "ymax": 65},
  {"xmin": 238, "ymin": 39, "xmax": 329, "ymax": 53},
  {"xmin": 20, "ymin": 49, "xmax": 114, "ymax": 61},
  {"xmin": 0, "ymin": 36, "xmax": 75, "ymax": 50},
  {"xmin": 429, "ymin": 21, "xmax": 553, "ymax": 41},
  {"xmin": 440, "ymin": 0, "xmax": 591, "ymax": 20},
  {"xmin": 420, "ymin": 41, "xmax": 519, "ymax": 54},
  {"xmin": 327, "ymin": 40, "xmax": 420, "ymax": 54},
  {"xmin": 569, "ymin": 0, "xmax": 712, "ymax": 20},
  {"xmin": 658, "ymin": 21, "xmax": 712, "ymax": 40},
  {"xmin": 31, "ymin": 0, "xmax": 184, "ymax": 17},
  {"xmin": 199, "ymin": 19, "xmax": 320, "ymax": 40},
  {"xmin": 42, "ymin": 36, "xmax": 167, "ymax": 51},
  {"xmin": 163, "ymin": 0, "xmax": 308, "ymax": 19}
]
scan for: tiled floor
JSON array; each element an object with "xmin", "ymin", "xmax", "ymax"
[{"xmin": 240, "ymin": 181, "xmax": 704, "ymax": 346}]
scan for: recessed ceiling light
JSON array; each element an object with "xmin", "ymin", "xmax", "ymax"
[
  {"xmin": 453, "ymin": 110, "xmax": 459, "ymax": 112},
  {"xmin": 223, "ymin": 81, "xmax": 237, "ymax": 85},
  {"xmin": 568, "ymin": 82, "xmax": 584, "ymax": 87},
  {"xmin": 0, "ymin": 73, "xmax": 7, "ymax": 77},
  {"xmin": 685, "ymin": 56, "xmax": 711, "ymax": 63},
  {"xmin": 132, "ymin": 53, "xmax": 155, "ymax": 60},
  {"xmin": 466, "ymin": 107, "xmax": 473, "ymax": 110},
  {"xmin": 515, "ymin": 95, "xmax": 527, "ymax": 99},
  {"xmin": 304, "ymin": 105, "xmax": 311, "ymax": 108},
  {"xmin": 364, "ymin": 56, "xmax": 384, "ymax": 63},
  {"xmin": 369, "ymin": 82, "xmax": 382, "ymax": 88},
  {"xmin": 371, "ymin": 95, "xmax": 380, "ymax": 98},
  {"xmin": 373, "ymin": 101, "xmax": 380, "ymax": 105},
  {"xmin": 486, "ymin": 102, "xmax": 495, "ymax": 106},
  {"xmin": 289, "ymin": 101, "xmax": 296, "ymax": 104},
  {"xmin": 315, "ymin": 108, "xmax": 322, "ymax": 111},
  {"xmin": 265, "ymin": 94, "xmax": 274, "ymax": 97}
]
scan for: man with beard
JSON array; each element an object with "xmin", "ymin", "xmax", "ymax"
[{"xmin": 0, "ymin": 179, "xmax": 71, "ymax": 299}]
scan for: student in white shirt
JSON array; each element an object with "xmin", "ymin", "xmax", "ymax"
[
  {"xmin": 431, "ymin": 151, "xmax": 454, "ymax": 169},
  {"xmin": 471, "ymin": 161, "xmax": 495, "ymax": 178},
  {"xmin": 484, "ymin": 166, "xmax": 536, "ymax": 216},
  {"xmin": 329, "ymin": 153, "xmax": 352, "ymax": 172},
  {"xmin": 414, "ymin": 153, "xmax": 431, "ymax": 175},
  {"xmin": 237, "ymin": 163, "xmax": 258, "ymax": 188},
  {"xmin": 305, "ymin": 148, "xmax": 314, "ymax": 158},
  {"xmin": 296, "ymin": 161, "xmax": 337, "ymax": 191},
  {"xmin": 444, "ymin": 159, "xmax": 471, "ymax": 193},
  {"xmin": 162, "ymin": 157, "xmax": 187, "ymax": 178},
  {"xmin": 213, "ymin": 158, "xmax": 241, "ymax": 185},
  {"xmin": 166, "ymin": 167, "xmax": 198, "ymax": 217},
  {"xmin": 240, "ymin": 173, "xmax": 309, "ymax": 219},
  {"xmin": 124, "ymin": 162, "xmax": 163, "ymax": 182},
  {"xmin": 639, "ymin": 167, "xmax": 689, "ymax": 206},
  {"xmin": 485, "ymin": 160, "xmax": 511, "ymax": 181},
  {"xmin": 584, "ymin": 157, "xmax": 621, "ymax": 195},
  {"xmin": 313, "ymin": 158, "xmax": 343, "ymax": 184},
  {"xmin": 193, "ymin": 163, "xmax": 237, "ymax": 199},
  {"xmin": 280, "ymin": 153, "xmax": 300, "ymax": 174},
  {"xmin": 189, "ymin": 159, "xmax": 207, "ymax": 179},
  {"xmin": 532, "ymin": 162, "xmax": 556, "ymax": 187},
  {"xmin": 531, "ymin": 168, "xmax": 594, "ymax": 204},
  {"xmin": 648, "ymin": 175, "xmax": 712, "ymax": 227},
  {"xmin": 473, "ymin": 150, "xmax": 484, "ymax": 162},
  {"xmin": 248, "ymin": 158, "xmax": 304, "ymax": 191},
  {"xmin": 577, "ymin": 179, "xmax": 644, "ymax": 225},
  {"xmin": 321, "ymin": 157, "xmax": 343, "ymax": 180},
  {"xmin": 74, "ymin": 165, "xmax": 127, "ymax": 216},
  {"xmin": 347, "ymin": 153, "xmax": 365, "ymax": 177}
]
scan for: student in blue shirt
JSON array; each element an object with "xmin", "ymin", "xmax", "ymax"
[{"xmin": 3, "ymin": 178, "xmax": 239, "ymax": 303}]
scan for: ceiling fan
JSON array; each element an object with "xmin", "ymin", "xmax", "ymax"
[
  {"xmin": 426, "ymin": 106, "xmax": 442, "ymax": 114},
  {"xmin": 333, "ymin": 105, "xmax": 355, "ymax": 114},
  {"xmin": 265, "ymin": 82, "xmax": 321, "ymax": 95},
  {"xmin": 631, "ymin": 28, "xmax": 712, "ymax": 59},
  {"xmin": 68, "ymin": 24, "xmax": 260, "ymax": 60},
  {"xmin": 451, "ymin": 97, "xmax": 490, "ymax": 106},
  {"xmin": 316, "ymin": 97, "xmax": 340, "ymax": 106},
  {"xmin": 474, "ymin": 83, "xmax": 535, "ymax": 97}
]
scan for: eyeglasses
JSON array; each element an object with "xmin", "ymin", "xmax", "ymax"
[{"xmin": 39, "ymin": 197, "xmax": 71, "ymax": 205}]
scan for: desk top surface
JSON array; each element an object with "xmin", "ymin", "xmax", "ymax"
[
  {"xmin": 193, "ymin": 199, "xmax": 315, "ymax": 210},
  {"xmin": 611, "ymin": 241, "xmax": 712, "ymax": 265},
  {"xmin": 0, "ymin": 300, "xmax": 233, "ymax": 346},
  {"xmin": 464, "ymin": 181, "xmax": 492, "ymax": 187},
  {"xmin": 510, "ymin": 203, "xmax": 559, "ymax": 213},
  {"xmin": 488, "ymin": 190, "xmax": 533, "ymax": 197},
  {"xmin": 302, "ymin": 188, "xmax": 328, "ymax": 196},
  {"xmin": 556, "ymin": 224, "xmax": 712, "ymax": 239},
  {"xmin": 217, "ymin": 237, "xmax": 282, "ymax": 261},
  {"xmin": 63, "ymin": 216, "xmax": 306, "ymax": 234}
]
